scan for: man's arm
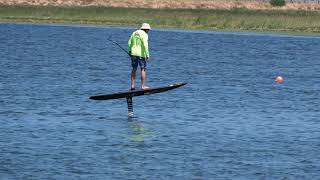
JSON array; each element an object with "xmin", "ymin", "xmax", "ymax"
[
  {"xmin": 128, "ymin": 35, "xmax": 133, "ymax": 56},
  {"xmin": 142, "ymin": 35, "xmax": 149, "ymax": 59}
]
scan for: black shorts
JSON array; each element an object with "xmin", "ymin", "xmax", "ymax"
[{"xmin": 131, "ymin": 56, "xmax": 147, "ymax": 69}]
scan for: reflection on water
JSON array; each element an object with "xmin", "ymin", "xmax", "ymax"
[{"xmin": 127, "ymin": 117, "xmax": 153, "ymax": 143}]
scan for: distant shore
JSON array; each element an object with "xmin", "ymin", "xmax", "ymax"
[
  {"xmin": 0, "ymin": 5, "xmax": 319, "ymax": 34},
  {"xmin": 1, "ymin": 0, "xmax": 320, "ymax": 10}
]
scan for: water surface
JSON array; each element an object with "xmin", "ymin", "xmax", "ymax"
[{"xmin": 0, "ymin": 23, "xmax": 319, "ymax": 179}]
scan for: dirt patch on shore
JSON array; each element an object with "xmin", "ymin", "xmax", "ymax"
[{"xmin": 1, "ymin": 0, "xmax": 320, "ymax": 10}]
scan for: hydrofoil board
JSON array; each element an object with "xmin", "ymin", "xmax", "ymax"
[{"xmin": 89, "ymin": 82, "xmax": 186, "ymax": 100}]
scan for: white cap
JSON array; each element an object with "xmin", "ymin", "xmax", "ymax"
[{"xmin": 140, "ymin": 23, "xmax": 151, "ymax": 30}]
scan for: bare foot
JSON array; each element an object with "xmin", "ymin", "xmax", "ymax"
[{"xmin": 142, "ymin": 86, "xmax": 150, "ymax": 90}]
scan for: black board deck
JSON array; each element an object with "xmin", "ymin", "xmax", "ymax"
[{"xmin": 89, "ymin": 82, "xmax": 187, "ymax": 100}]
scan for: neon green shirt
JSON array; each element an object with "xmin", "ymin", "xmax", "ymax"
[{"xmin": 128, "ymin": 30, "xmax": 149, "ymax": 58}]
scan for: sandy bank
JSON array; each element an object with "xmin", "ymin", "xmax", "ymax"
[{"xmin": 1, "ymin": 0, "xmax": 320, "ymax": 10}]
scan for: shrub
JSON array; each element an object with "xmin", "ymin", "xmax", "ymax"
[{"xmin": 270, "ymin": 0, "xmax": 286, "ymax": 7}]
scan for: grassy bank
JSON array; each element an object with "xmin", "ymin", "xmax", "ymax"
[{"xmin": 0, "ymin": 5, "xmax": 320, "ymax": 33}]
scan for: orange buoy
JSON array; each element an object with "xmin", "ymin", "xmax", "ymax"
[{"xmin": 275, "ymin": 76, "xmax": 284, "ymax": 83}]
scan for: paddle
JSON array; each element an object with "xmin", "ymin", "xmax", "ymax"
[
  {"xmin": 107, "ymin": 37, "xmax": 131, "ymax": 57},
  {"xmin": 107, "ymin": 36, "xmax": 151, "ymax": 61}
]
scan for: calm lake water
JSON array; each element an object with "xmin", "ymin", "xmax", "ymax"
[{"xmin": 0, "ymin": 23, "xmax": 319, "ymax": 179}]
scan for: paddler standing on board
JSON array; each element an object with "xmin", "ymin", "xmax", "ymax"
[{"xmin": 128, "ymin": 23, "xmax": 151, "ymax": 90}]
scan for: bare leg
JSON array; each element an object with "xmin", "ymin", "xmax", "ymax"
[
  {"xmin": 131, "ymin": 68, "xmax": 137, "ymax": 89},
  {"xmin": 141, "ymin": 68, "xmax": 149, "ymax": 89}
]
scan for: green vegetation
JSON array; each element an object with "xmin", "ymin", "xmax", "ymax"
[
  {"xmin": 270, "ymin": 0, "xmax": 286, "ymax": 7},
  {"xmin": 0, "ymin": 5, "xmax": 319, "ymax": 33}
]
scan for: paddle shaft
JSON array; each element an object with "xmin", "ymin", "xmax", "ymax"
[
  {"xmin": 107, "ymin": 37, "xmax": 130, "ymax": 57},
  {"xmin": 107, "ymin": 37, "xmax": 151, "ymax": 61}
]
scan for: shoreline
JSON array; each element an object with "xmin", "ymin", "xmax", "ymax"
[
  {"xmin": 0, "ymin": 5, "xmax": 319, "ymax": 35},
  {"xmin": 2, "ymin": 21, "xmax": 320, "ymax": 37},
  {"xmin": 1, "ymin": 0, "xmax": 320, "ymax": 10}
]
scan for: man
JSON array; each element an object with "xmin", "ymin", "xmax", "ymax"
[{"xmin": 128, "ymin": 23, "xmax": 151, "ymax": 90}]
